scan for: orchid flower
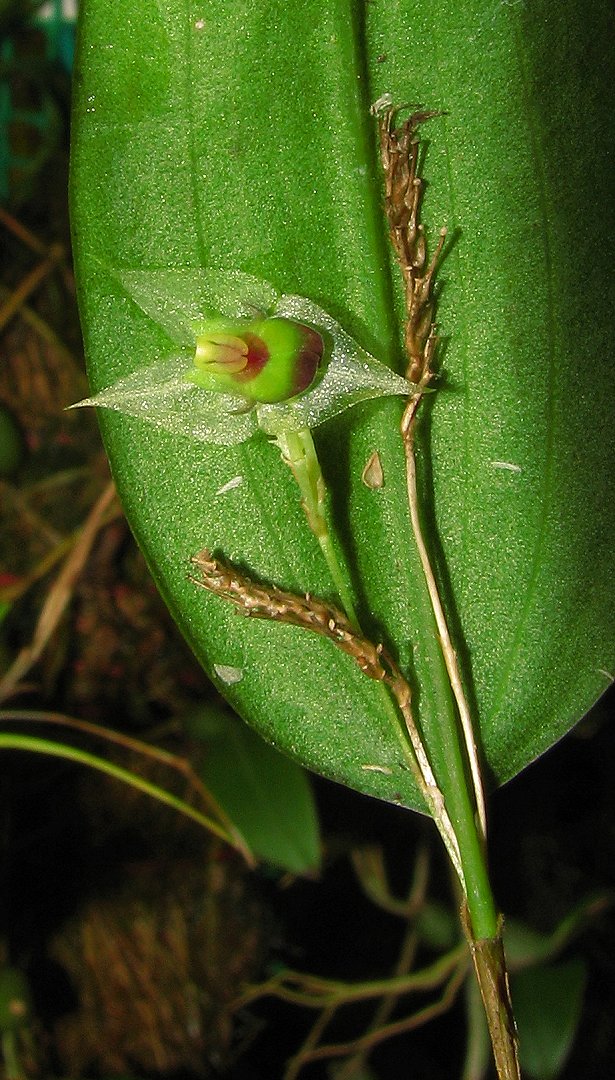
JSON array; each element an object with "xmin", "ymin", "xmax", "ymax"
[{"xmin": 72, "ymin": 267, "xmax": 411, "ymax": 445}]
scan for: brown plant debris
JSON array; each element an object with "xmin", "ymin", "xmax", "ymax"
[
  {"xmin": 51, "ymin": 858, "xmax": 264, "ymax": 1077},
  {"xmin": 190, "ymin": 550, "xmax": 462, "ymax": 876},
  {"xmin": 374, "ymin": 103, "xmax": 447, "ymax": 385},
  {"xmin": 191, "ymin": 550, "xmax": 388, "ymax": 682}
]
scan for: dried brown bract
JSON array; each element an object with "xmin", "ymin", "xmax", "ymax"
[
  {"xmin": 191, "ymin": 549, "xmax": 386, "ymax": 681},
  {"xmin": 190, "ymin": 549, "xmax": 463, "ymax": 875},
  {"xmin": 375, "ymin": 104, "xmax": 447, "ymax": 384}
]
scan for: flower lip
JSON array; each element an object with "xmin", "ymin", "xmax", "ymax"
[
  {"xmin": 194, "ymin": 332, "xmax": 249, "ymax": 374},
  {"xmin": 232, "ymin": 332, "xmax": 270, "ymax": 383}
]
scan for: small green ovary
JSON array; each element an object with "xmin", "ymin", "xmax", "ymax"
[{"xmin": 189, "ymin": 317, "xmax": 323, "ymax": 403}]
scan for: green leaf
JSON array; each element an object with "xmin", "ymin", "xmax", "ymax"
[
  {"xmin": 512, "ymin": 959, "xmax": 586, "ymax": 1080},
  {"xmin": 504, "ymin": 895, "xmax": 608, "ymax": 970},
  {"xmin": 70, "ymin": 0, "xmax": 615, "ymax": 812},
  {"xmin": 185, "ymin": 705, "xmax": 320, "ymax": 874}
]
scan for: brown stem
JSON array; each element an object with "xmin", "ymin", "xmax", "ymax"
[
  {"xmin": 283, "ymin": 963, "xmax": 467, "ymax": 1070},
  {"xmin": 462, "ymin": 906, "xmax": 520, "ymax": 1079},
  {"xmin": 0, "ymin": 245, "xmax": 66, "ymax": 332},
  {"xmin": 0, "ymin": 481, "xmax": 118, "ymax": 702}
]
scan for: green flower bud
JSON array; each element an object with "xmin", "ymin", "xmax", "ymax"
[{"xmin": 189, "ymin": 317, "xmax": 323, "ymax": 403}]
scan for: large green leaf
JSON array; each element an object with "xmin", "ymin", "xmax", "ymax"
[{"xmin": 70, "ymin": 0, "xmax": 615, "ymax": 813}]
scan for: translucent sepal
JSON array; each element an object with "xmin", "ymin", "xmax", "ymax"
[
  {"xmin": 115, "ymin": 268, "xmax": 279, "ymax": 343},
  {"xmin": 70, "ymin": 352, "xmax": 259, "ymax": 446}
]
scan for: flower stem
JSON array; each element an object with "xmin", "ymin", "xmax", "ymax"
[
  {"xmin": 274, "ymin": 427, "xmax": 360, "ymax": 629},
  {"xmin": 273, "ymin": 431, "xmax": 467, "ymax": 872}
]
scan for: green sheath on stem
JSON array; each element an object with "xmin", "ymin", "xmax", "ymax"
[{"xmin": 275, "ymin": 428, "xmax": 360, "ymax": 630}]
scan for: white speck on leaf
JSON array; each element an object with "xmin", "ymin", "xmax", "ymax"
[
  {"xmin": 215, "ymin": 475, "xmax": 244, "ymax": 495},
  {"xmin": 490, "ymin": 460, "xmax": 522, "ymax": 473},
  {"xmin": 214, "ymin": 664, "xmax": 243, "ymax": 685},
  {"xmin": 361, "ymin": 764, "xmax": 393, "ymax": 775}
]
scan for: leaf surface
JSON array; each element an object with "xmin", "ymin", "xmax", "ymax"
[
  {"xmin": 70, "ymin": 0, "xmax": 615, "ymax": 812},
  {"xmin": 186, "ymin": 705, "xmax": 320, "ymax": 874},
  {"xmin": 513, "ymin": 959, "xmax": 586, "ymax": 1080}
]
